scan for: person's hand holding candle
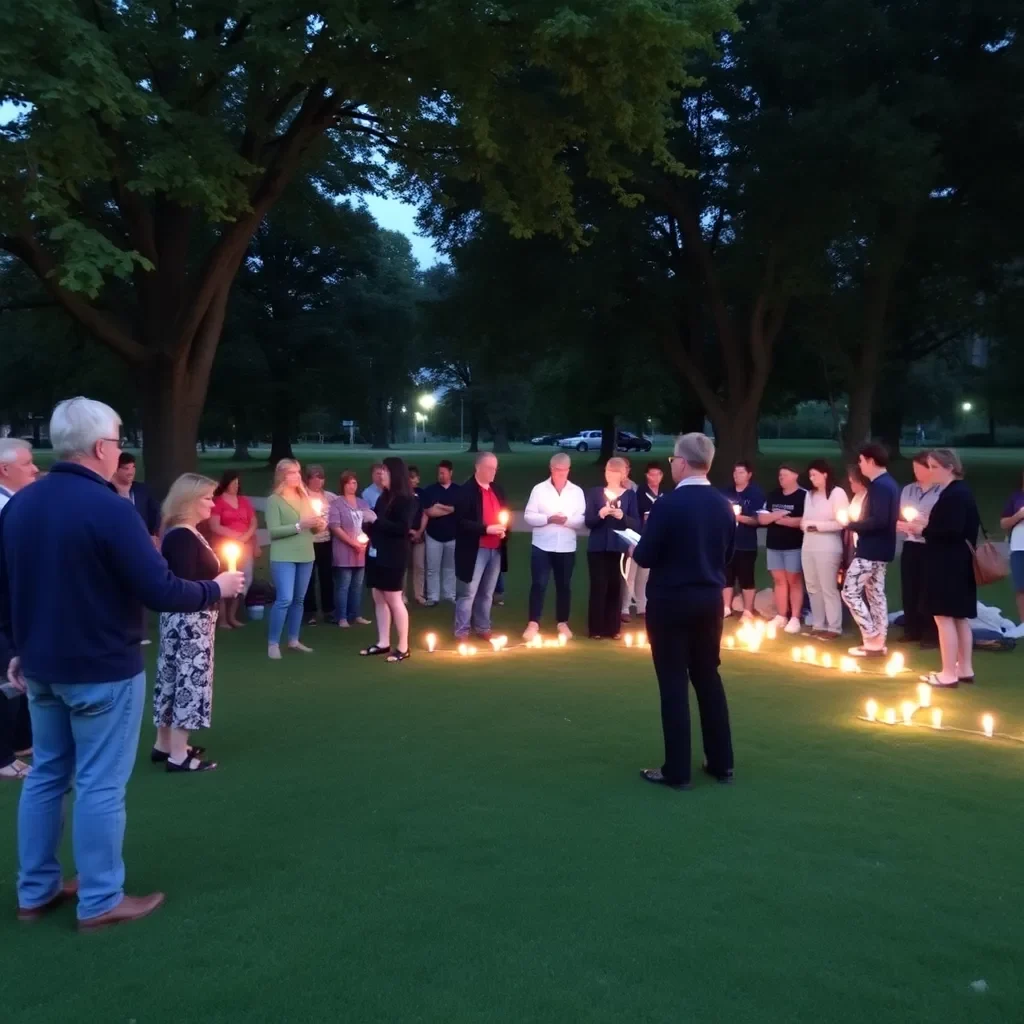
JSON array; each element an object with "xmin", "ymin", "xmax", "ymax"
[{"xmin": 223, "ymin": 541, "xmax": 241, "ymax": 573}]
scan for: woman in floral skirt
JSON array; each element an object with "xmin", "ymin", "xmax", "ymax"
[{"xmin": 151, "ymin": 473, "xmax": 222, "ymax": 773}]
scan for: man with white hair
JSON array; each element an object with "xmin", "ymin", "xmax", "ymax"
[
  {"xmin": 522, "ymin": 453, "xmax": 586, "ymax": 641},
  {"xmin": 0, "ymin": 397, "xmax": 244, "ymax": 931},
  {"xmin": 0, "ymin": 438, "xmax": 39, "ymax": 512},
  {"xmin": 633, "ymin": 433, "xmax": 737, "ymax": 790}
]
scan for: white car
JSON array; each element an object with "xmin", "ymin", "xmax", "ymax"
[{"xmin": 559, "ymin": 430, "xmax": 602, "ymax": 452}]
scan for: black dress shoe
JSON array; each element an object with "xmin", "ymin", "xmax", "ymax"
[
  {"xmin": 702, "ymin": 762, "xmax": 734, "ymax": 784},
  {"xmin": 640, "ymin": 768, "xmax": 692, "ymax": 791}
]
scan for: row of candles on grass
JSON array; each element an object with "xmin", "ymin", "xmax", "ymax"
[
  {"xmin": 862, "ymin": 685, "xmax": 998, "ymax": 739},
  {"xmin": 423, "ymin": 631, "xmax": 568, "ymax": 655}
]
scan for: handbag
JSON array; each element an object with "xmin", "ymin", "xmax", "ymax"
[{"xmin": 969, "ymin": 526, "xmax": 1009, "ymax": 586}]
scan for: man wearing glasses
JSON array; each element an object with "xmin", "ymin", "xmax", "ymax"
[{"xmin": 0, "ymin": 398, "xmax": 245, "ymax": 931}]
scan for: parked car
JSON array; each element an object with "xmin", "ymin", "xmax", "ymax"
[
  {"xmin": 559, "ymin": 430, "xmax": 603, "ymax": 452},
  {"xmin": 530, "ymin": 432, "xmax": 565, "ymax": 446},
  {"xmin": 616, "ymin": 431, "xmax": 652, "ymax": 453}
]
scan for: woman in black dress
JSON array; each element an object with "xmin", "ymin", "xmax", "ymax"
[
  {"xmin": 152, "ymin": 473, "xmax": 221, "ymax": 772},
  {"xmin": 360, "ymin": 457, "xmax": 418, "ymax": 663},
  {"xmin": 900, "ymin": 448, "xmax": 979, "ymax": 688}
]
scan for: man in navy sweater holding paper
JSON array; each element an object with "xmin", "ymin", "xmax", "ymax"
[
  {"xmin": 842, "ymin": 442, "xmax": 900, "ymax": 658},
  {"xmin": 633, "ymin": 433, "xmax": 736, "ymax": 790},
  {"xmin": 0, "ymin": 398, "xmax": 244, "ymax": 932}
]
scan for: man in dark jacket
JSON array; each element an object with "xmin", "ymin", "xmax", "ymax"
[
  {"xmin": 1, "ymin": 398, "xmax": 244, "ymax": 932},
  {"xmin": 633, "ymin": 433, "xmax": 736, "ymax": 790},
  {"xmin": 843, "ymin": 442, "xmax": 900, "ymax": 657},
  {"xmin": 111, "ymin": 451, "xmax": 161, "ymax": 541},
  {"xmin": 453, "ymin": 452, "xmax": 507, "ymax": 640}
]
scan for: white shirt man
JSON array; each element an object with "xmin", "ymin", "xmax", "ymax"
[
  {"xmin": 522, "ymin": 453, "xmax": 586, "ymax": 641},
  {"xmin": 0, "ymin": 439, "xmax": 40, "ymax": 512}
]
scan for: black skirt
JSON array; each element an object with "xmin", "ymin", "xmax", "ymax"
[
  {"xmin": 366, "ymin": 558, "xmax": 404, "ymax": 593},
  {"xmin": 923, "ymin": 542, "xmax": 977, "ymax": 618}
]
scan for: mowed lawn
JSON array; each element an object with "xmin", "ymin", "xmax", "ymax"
[{"xmin": 4, "ymin": 529, "xmax": 1023, "ymax": 1023}]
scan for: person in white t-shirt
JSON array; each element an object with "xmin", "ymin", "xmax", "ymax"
[
  {"xmin": 522, "ymin": 453, "xmax": 586, "ymax": 641},
  {"xmin": 999, "ymin": 471, "xmax": 1024, "ymax": 625},
  {"xmin": 800, "ymin": 460, "xmax": 849, "ymax": 638}
]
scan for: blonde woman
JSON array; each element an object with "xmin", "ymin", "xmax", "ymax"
[
  {"xmin": 265, "ymin": 459, "xmax": 325, "ymax": 659},
  {"xmin": 152, "ymin": 474, "xmax": 222, "ymax": 773}
]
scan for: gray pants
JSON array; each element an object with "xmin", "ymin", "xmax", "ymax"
[{"xmin": 425, "ymin": 535, "xmax": 456, "ymax": 603}]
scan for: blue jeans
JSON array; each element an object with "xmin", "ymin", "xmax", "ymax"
[
  {"xmin": 454, "ymin": 548, "xmax": 502, "ymax": 637},
  {"xmin": 269, "ymin": 560, "xmax": 315, "ymax": 644},
  {"xmin": 18, "ymin": 673, "xmax": 146, "ymax": 921},
  {"xmin": 333, "ymin": 566, "xmax": 365, "ymax": 623}
]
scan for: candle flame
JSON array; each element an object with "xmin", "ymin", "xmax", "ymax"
[
  {"xmin": 902, "ymin": 506, "xmax": 919, "ymax": 522},
  {"xmin": 916, "ymin": 682, "xmax": 931, "ymax": 708},
  {"xmin": 356, "ymin": 532, "xmax": 369, "ymax": 545},
  {"xmin": 732, "ymin": 503, "xmax": 742, "ymax": 516},
  {"xmin": 498, "ymin": 510, "xmax": 510, "ymax": 528},
  {"xmin": 982, "ymin": 713, "xmax": 994, "ymax": 738},
  {"xmin": 624, "ymin": 633, "xmax": 634, "ymax": 647},
  {"xmin": 840, "ymin": 656, "xmax": 858, "ymax": 673},
  {"xmin": 792, "ymin": 647, "xmax": 802, "ymax": 663},
  {"xmin": 865, "ymin": 699, "xmax": 878, "ymax": 721},
  {"xmin": 931, "ymin": 707, "xmax": 943, "ymax": 729},
  {"xmin": 457, "ymin": 643, "xmax": 468, "ymax": 656},
  {"xmin": 467, "ymin": 645, "xmax": 478, "ymax": 656},
  {"xmin": 603, "ymin": 488, "xmax": 617, "ymax": 503},
  {"xmin": 425, "ymin": 632, "xmax": 437, "ymax": 653},
  {"xmin": 836, "ymin": 509, "xmax": 849, "ymax": 526},
  {"xmin": 884, "ymin": 708, "xmax": 897, "ymax": 725},
  {"xmin": 311, "ymin": 498, "xmax": 323, "ymax": 515},
  {"xmin": 765, "ymin": 622, "xmax": 777, "ymax": 640},
  {"xmin": 901, "ymin": 701, "xmax": 916, "ymax": 725},
  {"xmin": 557, "ymin": 634, "xmax": 568, "ymax": 647},
  {"xmin": 884, "ymin": 652, "xmax": 905, "ymax": 677},
  {"xmin": 821, "ymin": 653, "xmax": 833, "ymax": 669},
  {"xmin": 636, "ymin": 631, "xmax": 647, "ymax": 648},
  {"xmin": 222, "ymin": 541, "xmax": 241, "ymax": 573},
  {"xmin": 725, "ymin": 635, "xmax": 736, "ymax": 649}
]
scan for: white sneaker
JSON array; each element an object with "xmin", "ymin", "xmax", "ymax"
[
  {"xmin": 784, "ymin": 617, "xmax": 802, "ymax": 634},
  {"xmin": 268, "ymin": 644, "xmax": 282, "ymax": 660},
  {"xmin": 523, "ymin": 622, "xmax": 540, "ymax": 642},
  {"xmin": 557, "ymin": 622, "xmax": 573, "ymax": 640},
  {"xmin": 770, "ymin": 615, "xmax": 788, "ymax": 629}
]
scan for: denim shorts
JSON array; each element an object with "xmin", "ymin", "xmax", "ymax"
[
  {"xmin": 766, "ymin": 548, "xmax": 802, "ymax": 574},
  {"xmin": 1011, "ymin": 551, "xmax": 1024, "ymax": 592}
]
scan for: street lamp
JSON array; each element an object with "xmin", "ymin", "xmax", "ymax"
[
  {"xmin": 961, "ymin": 401, "xmax": 973, "ymax": 413},
  {"xmin": 418, "ymin": 394, "xmax": 436, "ymax": 412}
]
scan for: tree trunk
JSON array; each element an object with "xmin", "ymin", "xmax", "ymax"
[
  {"xmin": 843, "ymin": 376, "xmax": 875, "ymax": 456},
  {"xmin": 467, "ymin": 403, "xmax": 481, "ymax": 453},
  {"xmin": 597, "ymin": 412, "xmax": 617, "ymax": 466},
  {"xmin": 491, "ymin": 421, "xmax": 512, "ymax": 454},
  {"xmin": 267, "ymin": 384, "xmax": 295, "ymax": 464},
  {"xmin": 369, "ymin": 395, "xmax": 390, "ymax": 449},
  {"xmin": 707, "ymin": 407, "xmax": 759, "ymax": 486},
  {"xmin": 139, "ymin": 362, "xmax": 204, "ymax": 496}
]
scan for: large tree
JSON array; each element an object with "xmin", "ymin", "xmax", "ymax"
[{"xmin": 0, "ymin": 0, "xmax": 738, "ymax": 489}]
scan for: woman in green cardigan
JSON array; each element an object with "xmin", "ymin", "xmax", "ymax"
[{"xmin": 266, "ymin": 459, "xmax": 327, "ymax": 660}]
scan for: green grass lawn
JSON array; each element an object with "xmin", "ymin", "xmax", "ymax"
[{"xmin": 4, "ymin": 536, "xmax": 1023, "ymax": 1023}]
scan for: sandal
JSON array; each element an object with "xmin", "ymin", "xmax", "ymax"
[
  {"xmin": 151, "ymin": 745, "xmax": 206, "ymax": 763},
  {"xmin": 359, "ymin": 645, "xmax": 391, "ymax": 657},
  {"xmin": 921, "ymin": 671, "xmax": 958, "ymax": 689},
  {"xmin": 1, "ymin": 760, "xmax": 30, "ymax": 780},
  {"xmin": 166, "ymin": 755, "xmax": 218, "ymax": 773},
  {"xmin": 387, "ymin": 649, "xmax": 411, "ymax": 663}
]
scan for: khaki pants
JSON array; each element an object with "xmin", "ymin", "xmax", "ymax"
[{"xmin": 408, "ymin": 541, "xmax": 426, "ymax": 603}]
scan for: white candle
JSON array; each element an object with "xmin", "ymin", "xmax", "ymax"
[
  {"xmin": 865, "ymin": 699, "xmax": 878, "ymax": 721},
  {"xmin": 884, "ymin": 708, "xmax": 897, "ymax": 725},
  {"xmin": 982, "ymin": 713, "xmax": 994, "ymax": 738},
  {"xmin": 901, "ymin": 701, "xmax": 916, "ymax": 725},
  {"xmin": 426, "ymin": 633, "xmax": 437, "ymax": 653},
  {"xmin": 930, "ymin": 708, "xmax": 943, "ymax": 729},
  {"xmin": 311, "ymin": 498, "xmax": 323, "ymax": 516},
  {"xmin": 725, "ymin": 636, "xmax": 736, "ymax": 649},
  {"xmin": 792, "ymin": 647, "xmax": 802, "ymax": 663},
  {"xmin": 624, "ymin": 633, "xmax": 634, "ymax": 647},
  {"xmin": 637, "ymin": 631, "xmax": 647, "ymax": 648},
  {"xmin": 457, "ymin": 643, "xmax": 468, "ymax": 656},
  {"xmin": 223, "ymin": 541, "xmax": 241, "ymax": 574},
  {"xmin": 916, "ymin": 682, "xmax": 931, "ymax": 708},
  {"xmin": 732, "ymin": 503, "xmax": 742, "ymax": 516},
  {"xmin": 821, "ymin": 653, "xmax": 833, "ymax": 669}
]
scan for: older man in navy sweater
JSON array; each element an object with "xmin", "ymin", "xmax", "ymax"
[
  {"xmin": 633, "ymin": 433, "xmax": 736, "ymax": 790},
  {"xmin": 0, "ymin": 398, "xmax": 244, "ymax": 931},
  {"xmin": 842, "ymin": 443, "xmax": 900, "ymax": 657}
]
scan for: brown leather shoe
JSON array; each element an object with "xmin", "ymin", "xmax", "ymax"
[
  {"xmin": 78, "ymin": 892, "xmax": 166, "ymax": 933},
  {"xmin": 17, "ymin": 878, "xmax": 79, "ymax": 922}
]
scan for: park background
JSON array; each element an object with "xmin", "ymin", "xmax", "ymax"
[{"xmin": 2, "ymin": 0, "xmax": 1023, "ymax": 1021}]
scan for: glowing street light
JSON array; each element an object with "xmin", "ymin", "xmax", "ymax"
[
  {"xmin": 418, "ymin": 394, "xmax": 437, "ymax": 412},
  {"xmin": 961, "ymin": 401, "xmax": 973, "ymax": 413}
]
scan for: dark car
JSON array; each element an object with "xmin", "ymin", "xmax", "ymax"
[
  {"xmin": 530, "ymin": 433, "xmax": 565, "ymax": 446},
  {"xmin": 616, "ymin": 431, "xmax": 652, "ymax": 453}
]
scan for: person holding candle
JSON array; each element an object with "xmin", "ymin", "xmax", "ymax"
[
  {"xmin": 421, "ymin": 460, "xmax": 460, "ymax": 605},
  {"xmin": 453, "ymin": 452, "xmax": 508, "ymax": 641},
  {"xmin": 633, "ymin": 433, "xmax": 736, "ymax": 789},
  {"xmin": 842, "ymin": 443, "xmax": 900, "ymax": 657},
  {"xmin": 328, "ymin": 471, "xmax": 374, "ymax": 628},
  {"xmin": 901, "ymin": 449, "xmax": 980, "ymax": 687},
  {"xmin": 998, "ymin": 469, "xmax": 1024, "ymax": 626},
  {"xmin": 522, "ymin": 452, "xmax": 587, "ymax": 641},
  {"xmin": 1, "ymin": 397, "xmax": 243, "ymax": 930},
  {"xmin": 758, "ymin": 465, "xmax": 806, "ymax": 635},
  {"xmin": 360, "ymin": 457, "xmax": 418, "ymax": 662},
  {"xmin": 721, "ymin": 461, "xmax": 765, "ymax": 621},
  {"xmin": 800, "ymin": 460, "xmax": 849, "ymax": 640},
  {"xmin": 898, "ymin": 453, "xmax": 941, "ymax": 647},
  {"xmin": 152, "ymin": 474, "xmax": 224, "ymax": 773},
  {"xmin": 210, "ymin": 471, "xmax": 260, "ymax": 628},
  {"xmin": 265, "ymin": 459, "xmax": 326, "ymax": 660},
  {"xmin": 585, "ymin": 457, "xmax": 641, "ymax": 639},
  {"xmin": 302, "ymin": 465, "xmax": 337, "ymax": 626}
]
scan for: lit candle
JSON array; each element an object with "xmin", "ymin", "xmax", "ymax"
[
  {"xmin": 624, "ymin": 633, "xmax": 634, "ymax": 647},
  {"xmin": 765, "ymin": 622, "xmax": 777, "ymax": 640},
  {"xmin": 725, "ymin": 636, "xmax": 736, "ymax": 649},
  {"xmin": 311, "ymin": 498, "xmax": 323, "ymax": 516},
  {"xmin": 732, "ymin": 503, "xmax": 742, "ymax": 516},
  {"xmin": 467, "ymin": 645, "xmax": 478, "ymax": 656},
  {"xmin": 982, "ymin": 713, "xmax": 994, "ymax": 738},
  {"xmin": 803, "ymin": 645, "xmax": 817, "ymax": 665},
  {"xmin": 426, "ymin": 632, "xmax": 437, "ymax": 653},
  {"xmin": 637, "ymin": 631, "xmax": 647, "ymax": 648},
  {"xmin": 490, "ymin": 638, "xmax": 502, "ymax": 652},
  {"xmin": 557, "ymin": 634, "xmax": 568, "ymax": 647},
  {"xmin": 930, "ymin": 708, "xmax": 943, "ymax": 729},
  {"xmin": 902, "ymin": 506, "xmax": 919, "ymax": 522},
  {"xmin": 498, "ymin": 510, "xmax": 510, "ymax": 529},
  {"xmin": 840, "ymin": 656, "xmax": 857, "ymax": 673},
  {"xmin": 916, "ymin": 682, "xmax": 931, "ymax": 708},
  {"xmin": 603, "ymin": 488, "xmax": 619, "ymax": 505},
  {"xmin": 457, "ymin": 643, "xmax": 468, "ymax": 656},
  {"xmin": 884, "ymin": 652, "xmax": 905, "ymax": 677},
  {"xmin": 356, "ymin": 532, "xmax": 369, "ymax": 545},
  {"xmin": 223, "ymin": 541, "xmax": 241, "ymax": 573},
  {"xmin": 848, "ymin": 504, "xmax": 860, "ymax": 521},
  {"xmin": 884, "ymin": 708, "xmax": 897, "ymax": 725},
  {"xmin": 497, "ymin": 635, "xmax": 509, "ymax": 650},
  {"xmin": 836, "ymin": 509, "xmax": 849, "ymax": 527},
  {"xmin": 531, "ymin": 634, "xmax": 543, "ymax": 649},
  {"xmin": 821, "ymin": 653, "xmax": 833, "ymax": 669},
  {"xmin": 792, "ymin": 647, "xmax": 802, "ymax": 663},
  {"xmin": 901, "ymin": 701, "xmax": 916, "ymax": 725},
  {"xmin": 865, "ymin": 699, "xmax": 878, "ymax": 721}
]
